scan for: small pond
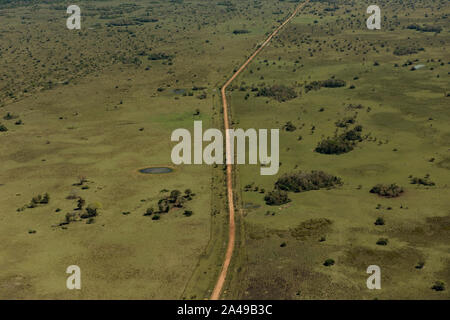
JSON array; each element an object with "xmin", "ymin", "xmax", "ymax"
[
  {"xmin": 413, "ymin": 64, "xmax": 426, "ymax": 70},
  {"xmin": 172, "ymin": 88, "xmax": 186, "ymax": 95},
  {"xmin": 243, "ymin": 203, "xmax": 261, "ymax": 210},
  {"xmin": 139, "ymin": 167, "xmax": 174, "ymax": 174}
]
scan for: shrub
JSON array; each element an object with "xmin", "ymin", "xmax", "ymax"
[
  {"xmin": 315, "ymin": 137, "xmax": 354, "ymax": 155},
  {"xmin": 257, "ymin": 85, "xmax": 297, "ymax": 102},
  {"xmin": 370, "ymin": 184, "xmax": 404, "ymax": 198},
  {"xmin": 407, "ymin": 24, "xmax": 442, "ymax": 33},
  {"xmin": 3, "ymin": 112, "xmax": 17, "ymax": 120},
  {"xmin": 65, "ymin": 212, "xmax": 79, "ymax": 224},
  {"xmin": 148, "ymin": 52, "xmax": 172, "ymax": 60},
  {"xmin": 144, "ymin": 208, "xmax": 154, "ymax": 216},
  {"xmin": 304, "ymin": 81, "xmax": 322, "ymax": 92},
  {"xmin": 323, "ymin": 259, "xmax": 335, "ymax": 266},
  {"xmin": 374, "ymin": 217, "xmax": 385, "ymax": 226},
  {"xmin": 40, "ymin": 193, "xmax": 50, "ymax": 204},
  {"xmin": 431, "ymin": 281, "xmax": 445, "ymax": 291},
  {"xmin": 264, "ymin": 189, "xmax": 291, "ymax": 205},
  {"xmin": 393, "ymin": 47, "xmax": 424, "ymax": 56},
  {"xmin": 184, "ymin": 189, "xmax": 193, "ymax": 199},
  {"xmin": 321, "ymin": 79, "xmax": 346, "ymax": 88},
  {"xmin": 232, "ymin": 29, "xmax": 250, "ymax": 34},
  {"xmin": 335, "ymin": 117, "xmax": 355, "ymax": 128},
  {"xmin": 169, "ymin": 190, "xmax": 181, "ymax": 201},
  {"xmin": 342, "ymin": 128, "xmax": 363, "ymax": 141},
  {"xmin": 183, "ymin": 210, "xmax": 193, "ymax": 217},
  {"xmin": 81, "ymin": 203, "xmax": 101, "ymax": 218},
  {"xmin": 152, "ymin": 214, "xmax": 160, "ymax": 221},
  {"xmin": 415, "ymin": 262, "xmax": 425, "ymax": 269},
  {"xmin": 0, "ymin": 124, "xmax": 8, "ymax": 132},
  {"xmin": 27, "ymin": 193, "xmax": 50, "ymax": 208},
  {"xmin": 283, "ymin": 121, "xmax": 296, "ymax": 132},
  {"xmin": 158, "ymin": 198, "xmax": 170, "ymax": 213},
  {"xmin": 410, "ymin": 176, "xmax": 435, "ymax": 186},
  {"xmin": 156, "ymin": 189, "xmax": 194, "ymax": 213},
  {"xmin": 305, "ymin": 79, "xmax": 346, "ymax": 92},
  {"xmin": 376, "ymin": 238, "xmax": 389, "ymax": 246}
]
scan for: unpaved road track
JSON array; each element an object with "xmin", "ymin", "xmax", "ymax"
[{"xmin": 210, "ymin": 0, "xmax": 310, "ymax": 300}]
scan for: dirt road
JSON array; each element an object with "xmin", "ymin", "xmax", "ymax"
[{"xmin": 210, "ymin": 0, "xmax": 310, "ymax": 300}]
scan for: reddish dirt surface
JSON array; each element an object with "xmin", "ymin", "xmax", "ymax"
[{"xmin": 210, "ymin": 0, "xmax": 310, "ymax": 300}]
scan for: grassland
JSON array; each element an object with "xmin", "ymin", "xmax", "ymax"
[
  {"xmin": 0, "ymin": 0, "xmax": 304, "ymax": 299},
  {"xmin": 0, "ymin": 0, "xmax": 448, "ymax": 300},
  {"xmin": 222, "ymin": 0, "xmax": 450, "ymax": 300}
]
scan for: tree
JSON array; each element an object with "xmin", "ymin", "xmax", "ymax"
[
  {"xmin": 77, "ymin": 197, "xmax": 85, "ymax": 210},
  {"xmin": 81, "ymin": 203, "xmax": 101, "ymax": 219},
  {"xmin": 264, "ymin": 189, "xmax": 290, "ymax": 205},
  {"xmin": 323, "ymin": 259, "xmax": 335, "ymax": 266},
  {"xmin": 370, "ymin": 184, "xmax": 404, "ymax": 198},
  {"xmin": 158, "ymin": 198, "xmax": 170, "ymax": 213},
  {"xmin": 40, "ymin": 193, "xmax": 50, "ymax": 204},
  {"xmin": 376, "ymin": 238, "xmax": 389, "ymax": 246}
]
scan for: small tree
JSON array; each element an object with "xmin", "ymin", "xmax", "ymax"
[
  {"xmin": 77, "ymin": 175, "xmax": 87, "ymax": 186},
  {"xmin": 264, "ymin": 189, "xmax": 291, "ymax": 205},
  {"xmin": 169, "ymin": 190, "xmax": 181, "ymax": 203},
  {"xmin": 184, "ymin": 189, "xmax": 193, "ymax": 198},
  {"xmin": 376, "ymin": 238, "xmax": 389, "ymax": 246},
  {"xmin": 431, "ymin": 281, "xmax": 445, "ymax": 291},
  {"xmin": 82, "ymin": 203, "xmax": 101, "ymax": 219},
  {"xmin": 77, "ymin": 197, "xmax": 85, "ymax": 210},
  {"xmin": 40, "ymin": 193, "xmax": 50, "ymax": 204},
  {"xmin": 158, "ymin": 199, "xmax": 170, "ymax": 213},
  {"xmin": 144, "ymin": 208, "xmax": 154, "ymax": 216}
]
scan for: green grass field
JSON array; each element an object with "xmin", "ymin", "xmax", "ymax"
[
  {"xmin": 0, "ymin": 0, "xmax": 448, "ymax": 300},
  {"xmin": 223, "ymin": 0, "xmax": 450, "ymax": 300}
]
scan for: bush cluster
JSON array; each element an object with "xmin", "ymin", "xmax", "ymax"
[
  {"xmin": 305, "ymin": 79, "xmax": 346, "ymax": 92},
  {"xmin": 145, "ymin": 189, "xmax": 195, "ymax": 217},
  {"xmin": 257, "ymin": 85, "xmax": 297, "ymax": 102},
  {"xmin": 407, "ymin": 24, "xmax": 442, "ymax": 33},
  {"xmin": 315, "ymin": 126, "xmax": 363, "ymax": 155},
  {"xmin": 393, "ymin": 46, "xmax": 424, "ymax": 56},
  {"xmin": 370, "ymin": 184, "xmax": 404, "ymax": 198},
  {"xmin": 264, "ymin": 189, "xmax": 290, "ymax": 206},
  {"xmin": 275, "ymin": 171, "xmax": 342, "ymax": 193},
  {"xmin": 410, "ymin": 176, "xmax": 435, "ymax": 186}
]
